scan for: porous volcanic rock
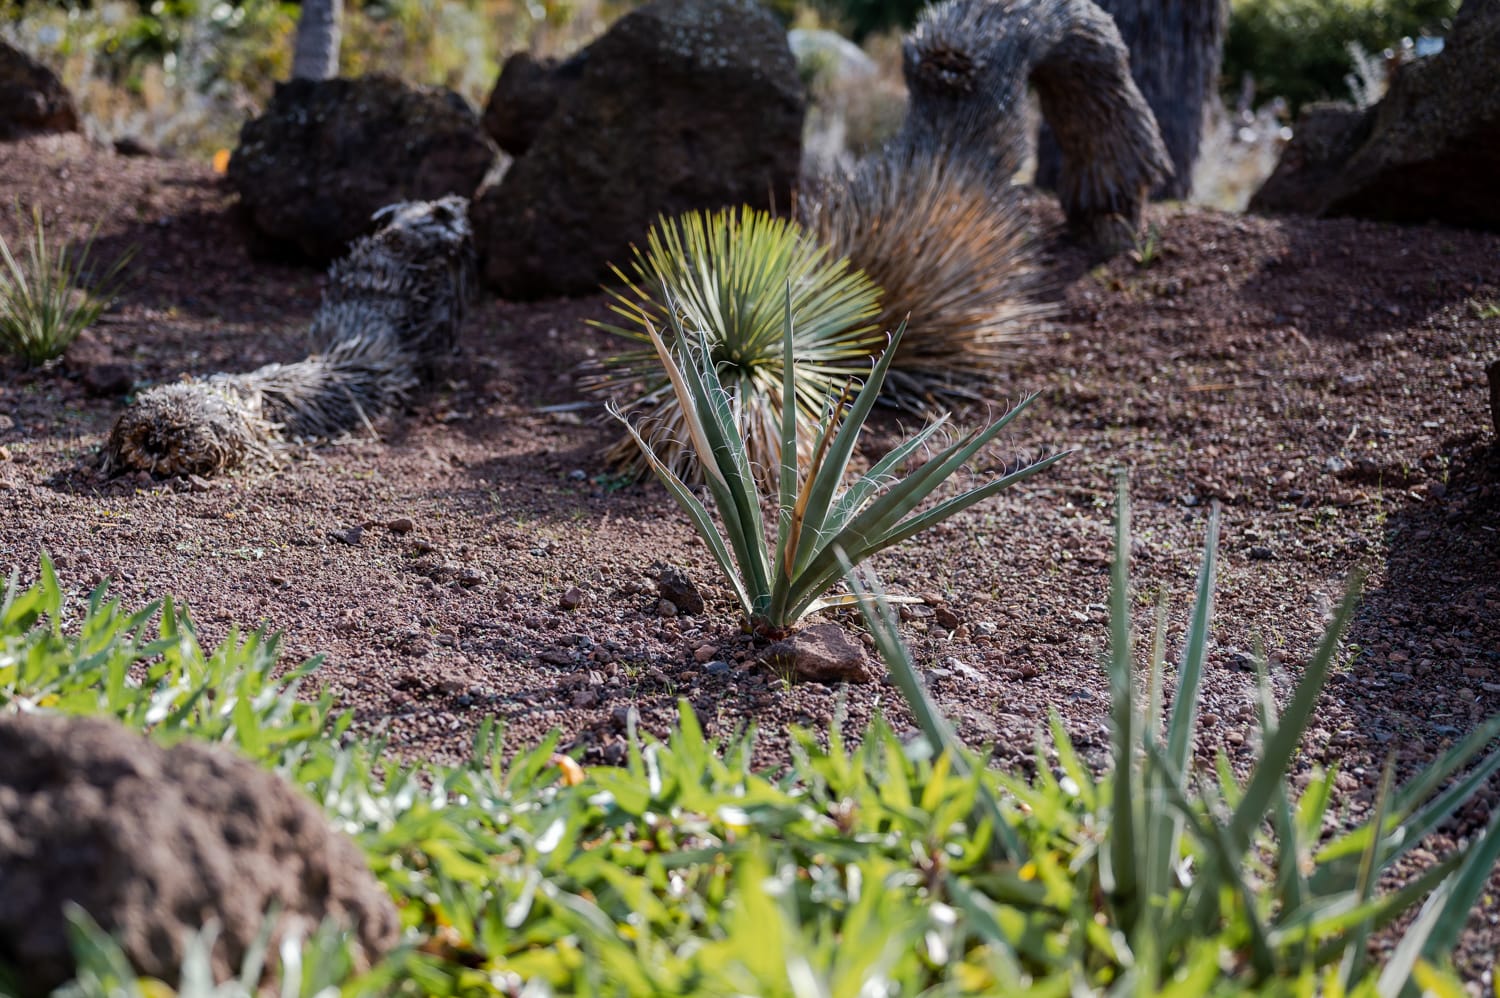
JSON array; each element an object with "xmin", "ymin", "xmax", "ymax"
[
  {"xmin": 228, "ymin": 74, "xmax": 497, "ymax": 261},
  {"xmin": 472, "ymin": 0, "xmax": 805, "ymax": 299},
  {"xmin": 1251, "ymin": 0, "xmax": 1500, "ymax": 230},
  {"xmin": 762, "ymin": 623, "xmax": 874, "ymax": 684},
  {"xmin": 0, "ymin": 39, "xmax": 79, "ymax": 141},
  {"xmin": 0, "ymin": 714, "xmax": 399, "ymax": 995},
  {"xmin": 480, "ymin": 50, "xmax": 587, "ymax": 156},
  {"xmin": 1247, "ymin": 103, "xmax": 1370, "ymax": 218}
]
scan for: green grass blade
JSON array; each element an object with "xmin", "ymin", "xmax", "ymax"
[
  {"xmin": 1104, "ymin": 477, "xmax": 1140, "ymax": 923},
  {"xmin": 1314, "ymin": 718, "xmax": 1500, "ymax": 875},
  {"xmin": 1164, "ymin": 506, "xmax": 1219, "ymax": 779},
  {"xmin": 1412, "ymin": 801, "xmax": 1500, "ymax": 969},
  {"xmin": 842, "ymin": 552, "xmax": 1024, "ymax": 862},
  {"xmin": 1227, "ymin": 574, "xmax": 1364, "ymax": 859},
  {"xmin": 609, "ymin": 403, "xmax": 754, "ymax": 617}
]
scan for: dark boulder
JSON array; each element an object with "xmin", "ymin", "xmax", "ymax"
[
  {"xmin": 0, "ymin": 714, "xmax": 398, "ymax": 995},
  {"xmin": 0, "ymin": 40, "xmax": 79, "ymax": 141},
  {"xmin": 1248, "ymin": 103, "xmax": 1370, "ymax": 217},
  {"xmin": 1251, "ymin": 0, "xmax": 1500, "ymax": 230},
  {"xmin": 229, "ymin": 75, "xmax": 497, "ymax": 262},
  {"xmin": 472, "ymin": 0, "xmax": 805, "ymax": 300},
  {"xmin": 480, "ymin": 50, "xmax": 587, "ymax": 156}
]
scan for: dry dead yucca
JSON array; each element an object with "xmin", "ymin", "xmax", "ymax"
[
  {"xmin": 799, "ymin": 141, "xmax": 1049, "ymax": 411},
  {"xmin": 103, "ymin": 196, "xmax": 474, "ymax": 478}
]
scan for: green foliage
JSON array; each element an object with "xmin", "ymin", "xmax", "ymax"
[
  {"xmin": 850, "ymin": 482, "xmax": 1500, "ymax": 992},
  {"xmin": 588, "ymin": 207, "xmax": 885, "ymax": 488},
  {"xmin": 4, "ymin": 528, "xmax": 1496, "ymax": 995},
  {"xmin": 609, "ymin": 298, "xmax": 1064, "ymax": 631},
  {"xmin": 56, "ymin": 906, "xmax": 358, "ymax": 998},
  {"xmin": 0, "ymin": 207, "xmax": 133, "ymax": 365},
  {"xmin": 812, "ymin": 0, "xmax": 925, "ymax": 41},
  {"xmin": 1224, "ymin": 0, "xmax": 1458, "ymax": 110},
  {"xmin": 1, "ymin": 0, "xmax": 610, "ymax": 158}
]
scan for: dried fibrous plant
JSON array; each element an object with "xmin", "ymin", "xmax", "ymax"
[
  {"xmin": 901, "ymin": 0, "xmax": 1173, "ymax": 254},
  {"xmin": 798, "ymin": 139, "xmax": 1049, "ymax": 411},
  {"xmin": 582, "ymin": 206, "xmax": 884, "ymax": 489},
  {"xmin": 103, "ymin": 196, "xmax": 473, "ymax": 478}
]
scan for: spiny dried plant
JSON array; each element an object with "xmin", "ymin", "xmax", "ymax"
[
  {"xmin": 799, "ymin": 139, "xmax": 1049, "ymax": 412},
  {"xmin": 582, "ymin": 206, "xmax": 884, "ymax": 489},
  {"xmin": 103, "ymin": 196, "xmax": 473, "ymax": 478}
]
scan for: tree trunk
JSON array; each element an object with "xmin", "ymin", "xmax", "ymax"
[
  {"xmin": 291, "ymin": 0, "xmax": 343, "ymax": 81},
  {"xmin": 1036, "ymin": 0, "xmax": 1227, "ymax": 200}
]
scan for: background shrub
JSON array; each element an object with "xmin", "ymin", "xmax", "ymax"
[
  {"xmin": 0, "ymin": 0, "xmax": 624, "ymax": 157},
  {"xmin": 1223, "ymin": 0, "xmax": 1458, "ymax": 109}
]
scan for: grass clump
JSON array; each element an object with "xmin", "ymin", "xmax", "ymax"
[
  {"xmin": 7, "ymin": 511, "xmax": 1499, "ymax": 995},
  {"xmin": 0, "ymin": 207, "xmax": 132, "ymax": 365},
  {"xmin": 586, "ymin": 207, "xmax": 885, "ymax": 488},
  {"xmin": 609, "ymin": 294, "xmax": 1064, "ymax": 633}
]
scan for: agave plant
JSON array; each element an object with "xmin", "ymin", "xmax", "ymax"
[
  {"xmin": 849, "ymin": 481, "xmax": 1500, "ymax": 991},
  {"xmin": 0, "ymin": 206, "xmax": 133, "ymax": 365},
  {"xmin": 584, "ymin": 207, "xmax": 885, "ymax": 488},
  {"xmin": 609, "ymin": 292, "xmax": 1065, "ymax": 634}
]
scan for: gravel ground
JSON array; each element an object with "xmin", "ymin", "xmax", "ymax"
[{"xmin": 2, "ymin": 133, "xmax": 1498, "ymax": 983}]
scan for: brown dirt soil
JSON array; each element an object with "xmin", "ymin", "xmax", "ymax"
[{"xmin": 2, "ymin": 132, "xmax": 1498, "ymax": 983}]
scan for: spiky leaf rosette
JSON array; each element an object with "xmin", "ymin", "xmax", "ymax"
[
  {"xmin": 582, "ymin": 207, "xmax": 884, "ymax": 489},
  {"xmin": 799, "ymin": 141, "xmax": 1049, "ymax": 412}
]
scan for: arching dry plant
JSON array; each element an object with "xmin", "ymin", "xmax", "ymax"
[
  {"xmin": 798, "ymin": 140, "xmax": 1048, "ymax": 411},
  {"xmin": 901, "ymin": 0, "xmax": 1173, "ymax": 255},
  {"xmin": 582, "ymin": 207, "xmax": 884, "ymax": 489},
  {"xmin": 103, "ymin": 196, "xmax": 474, "ymax": 478}
]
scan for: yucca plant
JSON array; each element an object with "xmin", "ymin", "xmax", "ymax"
[
  {"xmin": 609, "ymin": 292, "xmax": 1065, "ymax": 634},
  {"xmin": 799, "ymin": 142, "xmax": 1049, "ymax": 411},
  {"xmin": 0, "ymin": 206, "xmax": 133, "ymax": 365},
  {"xmin": 849, "ymin": 480, "xmax": 1500, "ymax": 991},
  {"xmin": 584, "ymin": 206, "xmax": 885, "ymax": 488}
]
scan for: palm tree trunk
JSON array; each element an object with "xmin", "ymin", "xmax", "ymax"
[{"xmin": 291, "ymin": 0, "xmax": 343, "ymax": 81}]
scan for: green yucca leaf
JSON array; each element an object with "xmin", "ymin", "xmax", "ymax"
[
  {"xmin": 586, "ymin": 207, "xmax": 884, "ymax": 488},
  {"xmin": 610, "ymin": 283, "xmax": 1061, "ymax": 631},
  {"xmin": 1104, "ymin": 478, "xmax": 1139, "ymax": 922},
  {"xmin": 1226, "ymin": 575, "xmax": 1364, "ymax": 859},
  {"xmin": 1378, "ymin": 803, "xmax": 1500, "ymax": 994},
  {"xmin": 841, "ymin": 553, "xmax": 1023, "ymax": 862}
]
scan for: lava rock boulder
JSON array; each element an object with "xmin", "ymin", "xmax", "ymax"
[
  {"xmin": 0, "ymin": 713, "xmax": 399, "ymax": 995},
  {"xmin": 480, "ymin": 50, "xmax": 587, "ymax": 157},
  {"xmin": 229, "ymin": 74, "xmax": 497, "ymax": 261},
  {"xmin": 0, "ymin": 39, "xmax": 79, "ymax": 141},
  {"xmin": 473, "ymin": 0, "xmax": 805, "ymax": 299},
  {"xmin": 1251, "ymin": 0, "xmax": 1500, "ymax": 230}
]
